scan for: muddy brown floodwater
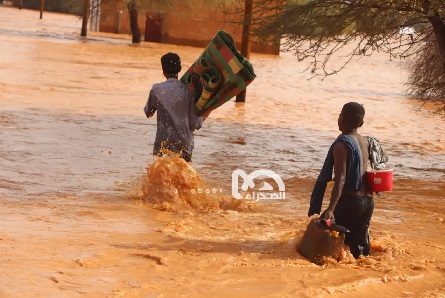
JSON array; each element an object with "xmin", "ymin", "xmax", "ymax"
[{"xmin": 1, "ymin": 6, "xmax": 445, "ymax": 298}]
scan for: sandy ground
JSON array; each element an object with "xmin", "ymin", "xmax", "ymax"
[{"xmin": 1, "ymin": 6, "xmax": 445, "ymax": 298}]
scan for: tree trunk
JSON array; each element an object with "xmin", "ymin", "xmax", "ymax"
[
  {"xmin": 40, "ymin": 0, "xmax": 44, "ymax": 19},
  {"xmin": 423, "ymin": 1, "xmax": 445, "ymax": 69},
  {"xmin": 428, "ymin": 14, "xmax": 445, "ymax": 70},
  {"xmin": 127, "ymin": 0, "xmax": 141, "ymax": 43},
  {"xmin": 81, "ymin": 0, "xmax": 90, "ymax": 37},
  {"xmin": 236, "ymin": 0, "xmax": 253, "ymax": 103}
]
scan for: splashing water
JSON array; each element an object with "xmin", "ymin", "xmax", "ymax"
[
  {"xmin": 128, "ymin": 151, "xmax": 251, "ymax": 211},
  {"xmin": 141, "ymin": 151, "xmax": 218, "ymax": 210}
]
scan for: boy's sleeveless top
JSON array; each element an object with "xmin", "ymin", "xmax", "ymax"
[{"xmin": 309, "ymin": 135, "xmax": 362, "ymax": 216}]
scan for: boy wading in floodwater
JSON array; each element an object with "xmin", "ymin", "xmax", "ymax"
[
  {"xmin": 144, "ymin": 52, "xmax": 204, "ymax": 162},
  {"xmin": 309, "ymin": 102, "xmax": 374, "ymax": 258}
]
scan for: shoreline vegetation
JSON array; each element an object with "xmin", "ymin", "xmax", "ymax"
[{"xmin": 7, "ymin": 1, "xmax": 445, "ymax": 109}]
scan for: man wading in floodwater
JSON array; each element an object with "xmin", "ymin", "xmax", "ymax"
[
  {"xmin": 144, "ymin": 52, "xmax": 204, "ymax": 162},
  {"xmin": 309, "ymin": 102, "xmax": 374, "ymax": 258}
]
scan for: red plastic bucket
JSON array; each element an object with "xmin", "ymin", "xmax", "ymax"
[{"xmin": 366, "ymin": 169, "xmax": 394, "ymax": 192}]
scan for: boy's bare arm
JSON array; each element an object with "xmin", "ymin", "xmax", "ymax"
[{"xmin": 324, "ymin": 142, "xmax": 348, "ymax": 220}]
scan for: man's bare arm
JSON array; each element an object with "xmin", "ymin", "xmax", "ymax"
[{"xmin": 324, "ymin": 141, "xmax": 348, "ymax": 220}]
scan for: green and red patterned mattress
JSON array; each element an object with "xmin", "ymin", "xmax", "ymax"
[{"xmin": 181, "ymin": 30, "xmax": 256, "ymax": 116}]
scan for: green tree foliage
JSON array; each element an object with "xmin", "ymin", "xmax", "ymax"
[{"xmin": 13, "ymin": 0, "xmax": 83, "ymax": 15}]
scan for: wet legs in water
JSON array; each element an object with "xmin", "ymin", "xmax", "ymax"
[{"xmin": 334, "ymin": 195, "xmax": 375, "ymax": 258}]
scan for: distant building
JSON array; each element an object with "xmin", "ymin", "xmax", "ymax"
[{"xmin": 99, "ymin": 1, "xmax": 280, "ymax": 55}]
